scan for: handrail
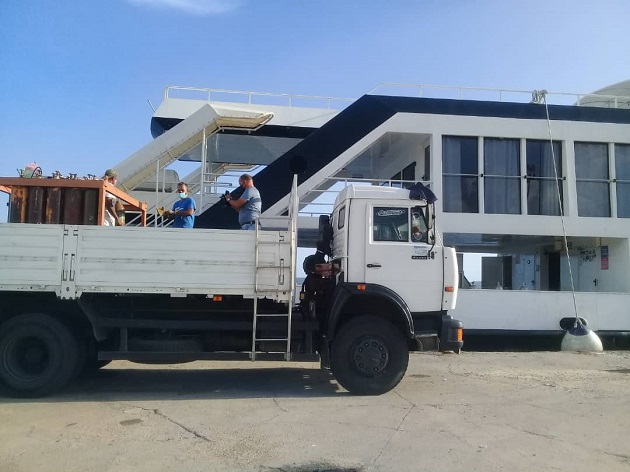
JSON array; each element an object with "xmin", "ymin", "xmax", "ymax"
[
  {"xmin": 165, "ymin": 83, "xmax": 630, "ymax": 110},
  {"xmin": 164, "ymin": 86, "xmax": 354, "ymax": 110},
  {"xmin": 368, "ymin": 82, "xmax": 630, "ymax": 108}
]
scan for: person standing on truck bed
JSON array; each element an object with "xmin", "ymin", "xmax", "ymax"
[
  {"xmin": 225, "ymin": 174, "xmax": 261, "ymax": 230},
  {"xmin": 103, "ymin": 169, "xmax": 123, "ymax": 226},
  {"xmin": 164, "ymin": 182, "xmax": 196, "ymax": 228}
]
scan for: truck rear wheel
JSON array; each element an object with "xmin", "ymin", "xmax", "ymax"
[
  {"xmin": 0, "ymin": 313, "xmax": 80, "ymax": 397},
  {"xmin": 331, "ymin": 315, "xmax": 409, "ymax": 395}
]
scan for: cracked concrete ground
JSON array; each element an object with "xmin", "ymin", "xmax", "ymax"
[{"xmin": 1, "ymin": 351, "xmax": 630, "ymax": 472}]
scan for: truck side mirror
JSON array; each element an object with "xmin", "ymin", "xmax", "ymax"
[
  {"xmin": 412, "ymin": 204, "xmax": 434, "ymax": 231},
  {"xmin": 426, "ymin": 203, "xmax": 435, "ymax": 231}
]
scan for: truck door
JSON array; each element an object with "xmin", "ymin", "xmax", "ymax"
[{"xmin": 363, "ymin": 204, "xmax": 443, "ymax": 313}]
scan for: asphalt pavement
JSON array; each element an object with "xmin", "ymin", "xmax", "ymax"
[{"xmin": 1, "ymin": 351, "xmax": 629, "ymax": 472}]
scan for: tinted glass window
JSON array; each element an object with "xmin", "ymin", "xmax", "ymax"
[
  {"xmin": 373, "ymin": 207, "xmax": 408, "ymax": 242},
  {"xmin": 443, "ymin": 136, "xmax": 479, "ymax": 213},
  {"xmin": 575, "ymin": 142, "xmax": 610, "ymax": 217},
  {"xmin": 526, "ymin": 140, "xmax": 562, "ymax": 215}
]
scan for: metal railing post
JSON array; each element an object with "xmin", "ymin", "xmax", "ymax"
[
  {"xmin": 199, "ymin": 128, "xmax": 207, "ymax": 212},
  {"xmin": 154, "ymin": 160, "xmax": 160, "ymax": 227}
]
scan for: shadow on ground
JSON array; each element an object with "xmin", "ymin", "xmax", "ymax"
[{"xmin": 1, "ymin": 366, "xmax": 344, "ymax": 403}]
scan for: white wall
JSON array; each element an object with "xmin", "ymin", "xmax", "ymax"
[{"xmin": 0, "ymin": 194, "xmax": 8, "ymax": 223}]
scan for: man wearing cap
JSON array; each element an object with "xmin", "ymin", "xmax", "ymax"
[
  {"xmin": 103, "ymin": 169, "xmax": 123, "ymax": 226},
  {"xmin": 225, "ymin": 174, "xmax": 261, "ymax": 230}
]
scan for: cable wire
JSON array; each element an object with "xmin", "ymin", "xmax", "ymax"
[{"xmin": 538, "ymin": 90, "xmax": 582, "ymax": 327}]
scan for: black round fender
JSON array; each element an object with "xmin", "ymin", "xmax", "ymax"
[{"xmin": 326, "ymin": 283, "xmax": 414, "ymax": 341}]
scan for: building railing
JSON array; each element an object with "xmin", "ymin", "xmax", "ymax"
[
  {"xmin": 165, "ymin": 83, "xmax": 630, "ymax": 110},
  {"xmin": 368, "ymin": 83, "xmax": 630, "ymax": 108},
  {"xmin": 164, "ymin": 86, "xmax": 354, "ymax": 110}
]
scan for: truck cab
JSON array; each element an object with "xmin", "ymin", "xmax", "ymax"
[
  {"xmin": 332, "ymin": 184, "xmax": 458, "ymax": 314},
  {"xmin": 301, "ymin": 184, "xmax": 463, "ymax": 395}
]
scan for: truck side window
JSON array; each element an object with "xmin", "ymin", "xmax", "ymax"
[
  {"xmin": 373, "ymin": 207, "xmax": 408, "ymax": 242},
  {"xmin": 410, "ymin": 206, "xmax": 428, "ymax": 243},
  {"xmin": 338, "ymin": 206, "xmax": 345, "ymax": 229}
]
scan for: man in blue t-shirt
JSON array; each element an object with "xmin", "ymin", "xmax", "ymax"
[
  {"xmin": 166, "ymin": 182, "xmax": 196, "ymax": 228},
  {"xmin": 225, "ymin": 174, "xmax": 261, "ymax": 230}
]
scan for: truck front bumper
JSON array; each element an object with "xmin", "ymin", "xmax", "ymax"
[{"xmin": 440, "ymin": 315, "xmax": 464, "ymax": 353}]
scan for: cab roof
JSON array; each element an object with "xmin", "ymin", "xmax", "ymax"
[{"xmin": 335, "ymin": 184, "xmax": 425, "ymax": 205}]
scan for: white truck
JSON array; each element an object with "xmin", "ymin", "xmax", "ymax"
[{"xmin": 0, "ymin": 179, "xmax": 462, "ymax": 397}]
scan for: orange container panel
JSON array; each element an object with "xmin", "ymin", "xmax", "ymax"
[{"xmin": 0, "ymin": 177, "xmax": 146, "ymax": 227}]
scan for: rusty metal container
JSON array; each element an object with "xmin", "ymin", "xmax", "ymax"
[
  {"xmin": 8, "ymin": 186, "xmax": 28, "ymax": 223},
  {"xmin": 0, "ymin": 178, "xmax": 147, "ymax": 226},
  {"xmin": 44, "ymin": 187, "xmax": 62, "ymax": 224},
  {"xmin": 26, "ymin": 186, "xmax": 45, "ymax": 224},
  {"xmin": 62, "ymin": 188, "xmax": 84, "ymax": 225},
  {"xmin": 83, "ymin": 189, "xmax": 98, "ymax": 225}
]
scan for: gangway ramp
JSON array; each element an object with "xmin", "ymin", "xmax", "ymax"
[
  {"xmin": 114, "ymin": 104, "xmax": 273, "ymax": 193},
  {"xmin": 195, "ymin": 95, "xmax": 397, "ymax": 230}
]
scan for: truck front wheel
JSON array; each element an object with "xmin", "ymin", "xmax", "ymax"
[
  {"xmin": 331, "ymin": 315, "xmax": 409, "ymax": 395},
  {"xmin": 0, "ymin": 313, "xmax": 80, "ymax": 397}
]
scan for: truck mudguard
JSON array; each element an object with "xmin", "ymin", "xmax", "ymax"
[{"xmin": 326, "ymin": 282, "xmax": 414, "ymax": 340}]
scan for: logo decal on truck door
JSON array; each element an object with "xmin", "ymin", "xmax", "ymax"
[
  {"xmin": 412, "ymin": 246, "xmax": 429, "ymax": 260},
  {"xmin": 376, "ymin": 209, "xmax": 405, "ymax": 217}
]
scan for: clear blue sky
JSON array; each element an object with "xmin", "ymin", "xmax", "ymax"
[{"xmin": 1, "ymin": 0, "xmax": 630, "ymax": 214}]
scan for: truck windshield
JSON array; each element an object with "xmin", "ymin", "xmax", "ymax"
[{"xmin": 373, "ymin": 207, "xmax": 408, "ymax": 242}]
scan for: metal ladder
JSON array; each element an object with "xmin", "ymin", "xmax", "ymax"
[{"xmin": 250, "ymin": 224, "xmax": 295, "ymax": 361}]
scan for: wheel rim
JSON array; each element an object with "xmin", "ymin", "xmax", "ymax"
[
  {"xmin": 3, "ymin": 336, "xmax": 52, "ymax": 380},
  {"xmin": 351, "ymin": 336, "xmax": 390, "ymax": 376}
]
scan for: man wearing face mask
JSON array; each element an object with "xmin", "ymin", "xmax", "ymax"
[{"xmin": 165, "ymin": 182, "xmax": 196, "ymax": 228}]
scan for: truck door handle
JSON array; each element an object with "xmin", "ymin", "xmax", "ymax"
[{"xmin": 367, "ymin": 263, "xmax": 382, "ymax": 268}]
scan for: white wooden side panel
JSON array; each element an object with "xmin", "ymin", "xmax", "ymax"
[
  {"xmin": 0, "ymin": 224, "xmax": 64, "ymax": 292},
  {"xmin": 73, "ymin": 226, "xmax": 292, "ymax": 300}
]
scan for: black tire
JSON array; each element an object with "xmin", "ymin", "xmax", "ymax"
[
  {"xmin": 330, "ymin": 315, "xmax": 409, "ymax": 395},
  {"xmin": 0, "ymin": 313, "xmax": 80, "ymax": 397}
]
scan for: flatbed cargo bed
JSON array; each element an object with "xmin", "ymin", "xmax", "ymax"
[{"xmin": 0, "ymin": 224, "xmax": 294, "ymax": 302}]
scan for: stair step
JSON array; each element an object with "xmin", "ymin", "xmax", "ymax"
[{"xmin": 254, "ymin": 338, "xmax": 290, "ymax": 342}]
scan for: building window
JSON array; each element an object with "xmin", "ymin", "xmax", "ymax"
[
  {"xmin": 443, "ymin": 136, "xmax": 478, "ymax": 213},
  {"xmin": 402, "ymin": 162, "xmax": 416, "ymax": 183},
  {"xmin": 526, "ymin": 140, "xmax": 562, "ymax": 215},
  {"xmin": 390, "ymin": 162, "xmax": 416, "ymax": 188},
  {"xmin": 615, "ymin": 144, "xmax": 630, "ymax": 218},
  {"xmin": 423, "ymin": 146, "xmax": 431, "ymax": 181},
  {"xmin": 484, "ymin": 138, "xmax": 521, "ymax": 214},
  {"xmin": 575, "ymin": 142, "xmax": 610, "ymax": 217},
  {"xmin": 373, "ymin": 207, "xmax": 409, "ymax": 242}
]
